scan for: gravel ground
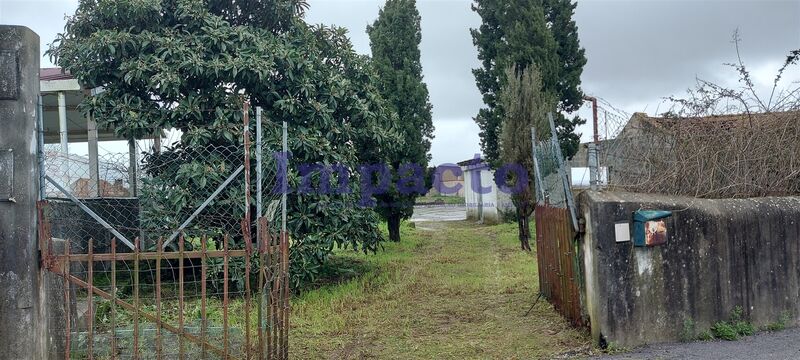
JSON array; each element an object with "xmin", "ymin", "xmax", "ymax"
[
  {"xmin": 409, "ymin": 204, "xmax": 466, "ymax": 223},
  {"xmin": 594, "ymin": 328, "xmax": 800, "ymax": 360}
]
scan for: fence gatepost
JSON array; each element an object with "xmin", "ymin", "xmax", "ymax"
[{"xmin": 0, "ymin": 25, "xmax": 49, "ymax": 359}]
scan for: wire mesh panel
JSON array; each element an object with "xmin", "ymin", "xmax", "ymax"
[
  {"xmin": 532, "ymin": 113, "xmax": 578, "ymax": 223},
  {"xmin": 577, "ymin": 98, "xmax": 800, "ymax": 198},
  {"xmin": 40, "ymin": 104, "xmax": 289, "ymax": 359},
  {"xmin": 532, "ymin": 114, "xmax": 583, "ymax": 327}
]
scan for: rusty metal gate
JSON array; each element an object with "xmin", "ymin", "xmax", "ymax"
[
  {"xmin": 531, "ymin": 113, "xmax": 584, "ymax": 327},
  {"xmin": 38, "ymin": 102, "xmax": 291, "ymax": 359},
  {"xmin": 534, "ymin": 205, "xmax": 583, "ymax": 326}
]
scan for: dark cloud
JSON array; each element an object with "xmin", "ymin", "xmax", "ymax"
[
  {"xmin": 3, "ymin": 0, "xmax": 798, "ymax": 164},
  {"xmin": 575, "ymin": 0, "xmax": 800, "ymax": 106}
]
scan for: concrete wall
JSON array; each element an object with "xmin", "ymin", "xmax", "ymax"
[
  {"xmin": 462, "ymin": 166, "xmax": 516, "ymax": 225},
  {"xmin": 463, "ymin": 168, "xmax": 480, "ymax": 220},
  {"xmin": 578, "ymin": 191, "xmax": 800, "ymax": 348},
  {"xmin": 479, "ymin": 169, "xmax": 499, "ymax": 224},
  {"xmin": 0, "ymin": 25, "xmax": 49, "ymax": 359}
]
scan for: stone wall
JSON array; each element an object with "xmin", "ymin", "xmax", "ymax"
[{"xmin": 577, "ymin": 191, "xmax": 800, "ymax": 348}]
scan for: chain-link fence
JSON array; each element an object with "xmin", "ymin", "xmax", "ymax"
[
  {"xmin": 532, "ymin": 113, "xmax": 578, "ymax": 227},
  {"xmin": 40, "ymin": 104, "xmax": 290, "ymax": 359},
  {"xmin": 585, "ymin": 99, "xmax": 800, "ymax": 198}
]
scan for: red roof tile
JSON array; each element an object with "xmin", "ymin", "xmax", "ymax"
[{"xmin": 40, "ymin": 67, "xmax": 74, "ymax": 81}]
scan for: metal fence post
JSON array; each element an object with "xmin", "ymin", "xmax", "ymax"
[
  {"xmin": 531, "ymin": 127, "xmax": 546, "ymax": 202},
  {"xmin": 256, "ymin": 107, "xmax": 263, "ymax": 220},
  {"xmin": 587, "ymin": 142, "xmax": 599, "ymax": 190},
  {"xmin": 37, "ymin": 95, "xmax": 46, "ymax": 200},
  {"xmin": 282, "ymin": 121, "xmax": 287, "ymax": 234}
]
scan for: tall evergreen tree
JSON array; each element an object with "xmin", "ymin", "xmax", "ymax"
[
  {"xmin": 471, "ymin": 0, "xmax": 587, "ymax": 164},
  {"xmin": 498, "ymin": 65, "xmax": 556, "ymax": 250},
  {"xmin": 367, "ymin": 0, "xmax": 434, "ymax": 242}
]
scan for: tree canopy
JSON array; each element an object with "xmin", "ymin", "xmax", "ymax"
[
  {"xmin": 50, "ymin": 0, "xmax": 400, "ymax": 286},
  {"xmin": 471, "ymin": 0, "xmax": 587, "ymax": 164},
  {"xmin": 367, "ymin": 0, "xmax": 434, "ymax": 241},
  {"xmin": 498, "ymin": 65, "xmax": 556, "ymax": 250}
]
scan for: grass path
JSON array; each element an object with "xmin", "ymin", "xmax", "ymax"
[{"xmin": 289, "ymin": 220, "xmax": 591, "ymax": 359}]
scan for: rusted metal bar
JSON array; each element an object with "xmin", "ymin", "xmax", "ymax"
[
  {"xmin": 201, "ymin": 235, "xmax": 208, "ymax": 360},
  {"xmin": 133, "ymin": 237, "xmax": 140, "ymax": 359},
  {"xmin": 48, "ymin": 249, "xmax": 264, "ymax": 262},
  {"xmin": 179, "ymin": 235, "xmax": 185, "ymax": 359},
  {"xmin": 110, "ymin": 239, "xmax": 117, "ymax": 359},
  {"xmin": 156, "ymin": 237, "xmax": 163, "ymax": 359},
  {"xmin": 87, "ymin": 238, "xmax": 94, "ymax": 359},
  {"xmin": 244, "ymin": 224, "xmax": 252, "ymax": 358},
  {"xmin": 223, "ymin": 234, "xmax": 230, "ymax": 358},
  {"xmin": 268, "ymin": 229, "xmax": 275, "ymax": 359},
  {"xmin": 64, "ymin": 238, "xmax": 71, "ymax": 360},
  {"xmin": 534, "ymin": 204, "xmax": 585, "ymax": 327},
  {"xmin": 52, "ymin": 270, "xmax": 228, "ymax": 357}
]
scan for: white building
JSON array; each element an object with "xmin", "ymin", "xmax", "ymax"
[
  {"xmin": 458, "ymin": 156, "xmax": 515, "ymax": 225},
  {"xmin": 40, "ymin": 67, "xmax": 143, "ymax": 198}
]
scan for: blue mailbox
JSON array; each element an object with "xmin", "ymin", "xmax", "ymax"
[{"xmin": 633, "ymin": 210, "xmax": 672, "ymax": 247}]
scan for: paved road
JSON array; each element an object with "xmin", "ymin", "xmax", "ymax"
[
  {"xmin": 410, "ymin": 204, "xmax": 466, "ymax": 223},
  {"xmin": 595, "ymin": 328, "xmax": 800, "ymax": 360}
]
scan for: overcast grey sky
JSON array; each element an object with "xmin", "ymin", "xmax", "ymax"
[{"xmin": 2, "ymin": 0, "xmax": 799, "ymax": 165}]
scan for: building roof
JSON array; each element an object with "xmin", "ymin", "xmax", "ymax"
[
  {"xmin": 40, "ymin": 67, "xmax": 74, "ymax": 81},
  {"xmin": 457, "ymin": 157, "xmax": 484, "ymax": 167},
  {"xmin": 626, "ymin": 111, "xmax": 800, "ymax": 134}
]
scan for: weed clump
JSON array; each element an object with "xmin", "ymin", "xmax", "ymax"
[
  {"xmin": 701, "ymin": 306, "xmax": 755, "ymax": 341},
  {"xmin": 763, "ymin": 311, "xmax": 791, "ymax": 332}
]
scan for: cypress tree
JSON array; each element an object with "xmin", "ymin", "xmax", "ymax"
[
  {"xmin": 368, "ymin": 0, "xmax": 434, "ymax": 242},
  {"xmin": 471, "ymin": 0, "xmax": 587, "ymax": 163}
]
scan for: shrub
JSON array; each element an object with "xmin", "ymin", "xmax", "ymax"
[{"xmin": 711, "ymin": 321, "xmax": 738, "ymax": 341}]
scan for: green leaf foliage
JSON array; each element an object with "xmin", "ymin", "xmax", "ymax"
[
  {"xmin": 498, "ymin": 65, "xmax": 556, "ymax": 247},
  {"xmin": 471, "ymin": 0, "xmax": 587, "ymax": 164},
  {"xmin": 49, "ymin": 0, "xmax": 400, "ymax": 287}
]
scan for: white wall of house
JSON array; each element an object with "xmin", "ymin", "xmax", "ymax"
[
  {"xmin": 463, "ymin": 167, "xmax": 480, "ymax": 220},
  {"xmin": 461, "ymin": 162, "xmax": 516, "ymax": 225}
]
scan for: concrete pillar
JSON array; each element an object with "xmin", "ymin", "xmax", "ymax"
[
  {"xmin": 57, "ymin": 91, "xmax": 67, "ymax": 154},
  {"xmin": 0, "ymin": 25, "xmax": 47, "ymax": 359},
  {"xmin": 87, "ymin": 115, "xmax": 100, "ymax": 197},
  {"xmin": 587, "ymin": 143, "xmax": 599, "ymax": 191},
  {"xmin": 128, "ymin": 139, "xmax": 137, "ymax": 197}
]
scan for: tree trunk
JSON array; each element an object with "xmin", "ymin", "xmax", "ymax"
[
  {"xmin": 517, "ymin": 207, "xmax": 532, "ymax": 251},
  {"xmin": 387, "ymin": 214, "xmax": 401, "ymax": 242}
]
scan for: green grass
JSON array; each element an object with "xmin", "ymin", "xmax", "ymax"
[
  {"xmin": 71, "ymin": 220, "xmax": 589, "ymax": 358},
  {"xmin": 415, "ymin": 194, "xmax": 465, "ymax": 205},
  {"xmin": 289, "ymin": 220, "xmax": 590, "ymax": 359}
]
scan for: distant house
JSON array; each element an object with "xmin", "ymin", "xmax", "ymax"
[
  {"xmin": 40, "ymin": 67, "xmax": 140, "ymax": 198},
  {"xmin": 587, "ymin": 111, "xmax": 800, "ymax": 196},
  {"xmin": 458, "ymin": 156, "xmax": 515, "ymax": 224},
  {"xmin": 428, "ymin": 168, "xmax": 464, "ymax": 197},
  {"xmin": 44, "ymin": 150, "xmax": 130, "ymax": 198}
]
